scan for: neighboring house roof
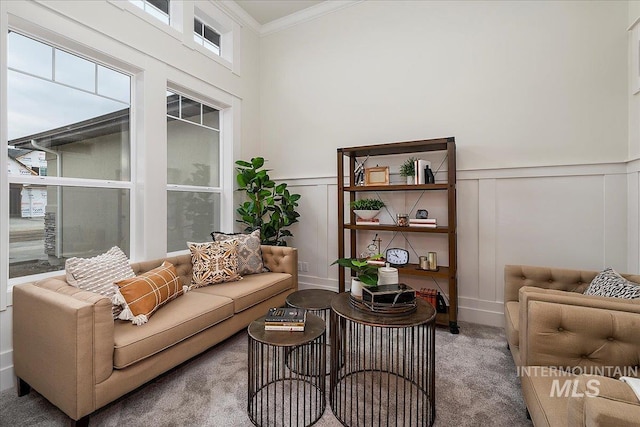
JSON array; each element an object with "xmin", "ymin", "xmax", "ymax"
[
  {"xmin": 7, "ymin": 94, "xmax": 188, "ymax": 150},
  {"xmin": 9, "ymin": 108, "xmax": 130, "ymax": 150}
]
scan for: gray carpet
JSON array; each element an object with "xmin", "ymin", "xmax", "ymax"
[{"xmin": 0, "ymin": 322, "xmax": 532, "ymax": 426}]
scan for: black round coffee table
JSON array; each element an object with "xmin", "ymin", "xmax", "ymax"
[
  {"xmin": 247, "ymin": 313, "xmax": 326, "ymax": 427},
  {"xmin": 330, "ymin": 292, "xmax": 436, "ymax": 427}
]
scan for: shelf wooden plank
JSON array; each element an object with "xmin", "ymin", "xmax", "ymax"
[
  {"xmin": 397, "ymin": 264, "xmax": 450, "ymax": 278},
  {"xmin": 338, "ymin": 138, "xmax": 453, "ymax": 157},
  {"xmin": 345, "ymin": 224, "xmax": 449, "ymax": 233},
  {"xmin": 344, "ymin": 183, "xmax": 448, "ymax": 192}
]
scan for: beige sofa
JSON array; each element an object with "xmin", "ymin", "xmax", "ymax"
[
  {"xmin": 13, "ymin": 245, "xmax": 298, "ymax": 427},
  {"xmin": 504, "ymin": 265, "xmax": 640, "ymax": 427}
]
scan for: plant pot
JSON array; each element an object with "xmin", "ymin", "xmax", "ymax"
[
  {"xmin": 350, "ymin": 277, "xmax": 363, "ymax": 297},
  {"xmin": 406, "ymin": 176, "xmax": 415, "ymax": 185},
  {"xmin": 353, "ymin": 209, "xmax": 380, "ymax": 220}
]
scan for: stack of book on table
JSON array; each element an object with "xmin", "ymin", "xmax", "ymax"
[
  {"xmin": 264, "ymin": 307, "xmax": 307, "ymax": 331},
  {"xmin": 409, "ymin": 218, "xmax": 437, "ymax": 228},
  {"xmin": 355, "ymin": 218, "xmax": 380, "ymax": 226}
]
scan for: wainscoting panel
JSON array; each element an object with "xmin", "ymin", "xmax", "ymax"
[{"xmin": 286, "ymin": 163, "xmax": 634, "ymax": 328}]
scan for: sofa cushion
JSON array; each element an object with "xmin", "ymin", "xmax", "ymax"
[
  {"xmin": 65, "ymin": 246, "xmax": 135, "ymax": 319},
  {"xmin": 113, "ymin": 291, "xmax": 234, "ymax": 368},
  {"xmin": 191, "ymin": 272, "xmax": 292, "ymax": 313},
  {"xmin": 211, "ymin": 229, "xmax": 265, "ymax": 275},
  {"xmin": 188, "ymin": 240, "xmax": 241, "ymax": 288},
  {"xmin": 114, "ymin": 261, "xmax": 185, "ymax": 325},
  {"xmin": 521, "ymin": 370, "xmax": 572, "ymax": 427},
  {"xmin": 584, "ymin": 268, "xmax": 640, "ymax": 299}
]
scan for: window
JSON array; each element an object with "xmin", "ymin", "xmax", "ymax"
[
  {"xmin": 7, "ymin": 31, "xmax": 132, "ymax": 279},
  {"xmin": 166, "ymin": 91, "xmax": 221, "ymax": 252},
  {"xmin": 129, "ymin": 0, "xmax": 170, "ymax": 25},
  {"xmin": 194, "ymin": 17, "xmax": 220, "ymax": 56}
]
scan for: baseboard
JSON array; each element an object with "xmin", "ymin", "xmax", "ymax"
[
  {"xmin": 0, "ymin": 349, "xmax": 14, "ymax": 392},
  {"xmin": 457, "ymin": 306, "xmax": 504, "ymax": 328}
]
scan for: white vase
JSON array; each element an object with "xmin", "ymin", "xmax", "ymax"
[
  {"xmin": 406, "ymin": 176, "xmax": 415, "ymax": 185},
  {"xmin": 353, "ymin": 209, "xmax": 380, "ymax": 220},
  {"xmin": 350, "ymin": 277, "xmax": 363, "ymax": 297}
]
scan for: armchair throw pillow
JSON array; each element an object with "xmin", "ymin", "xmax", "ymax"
[
  {"xmin": 114, "ymin": 261, "xmax": 186, "ymax": 325},
  {"xmin": 211, "ymin": 229, "xmax": 265, "ymax": 275},
  {"xmin": 188, "ymin": 240, "xmax": 241, "ymax": 288},
  {"xmin": 584, "ymin": 268, "xmax": 640, "ymax": 299},
  {"xmin": 65, "ymin": 246, "xmax": 136, "ymax": 319}
]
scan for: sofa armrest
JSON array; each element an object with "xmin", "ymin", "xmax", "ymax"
[
  {"xmin": 261, "ymin": 245, "xmax": 298, "ymax": 285},
  {"xmin": 568, "ymin": 375, "xmax": 640, "ymax": 427},
  {"xmin": 13, "ymin": 281, "xmax": 114, "ymax": 420},
  {"xmin": 519, "ymin": 286, "xmax": 640, "ymax": 369}
]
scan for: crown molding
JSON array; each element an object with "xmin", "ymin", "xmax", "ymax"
[
  {"xmin": 221, "ymin": 1, "xmax": 362, "ymax": 37},
  {"xmin": 260, "ymin": 0, "xmax": 362, "ymax": 36},
  {"xmin": 218, "ymin": 1, "xmax": 261, "ymax": 34}
]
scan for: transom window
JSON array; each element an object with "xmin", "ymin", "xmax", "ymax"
[
  {"xmin": 130, "ymin": 0, "xmax": 170, "ymax": 25},
  {"xmin": 194, "ymin": 17, "xmax": 220, "ymax": 56}
]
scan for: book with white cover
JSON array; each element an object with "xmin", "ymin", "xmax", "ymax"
[
  {"xmin": 415, "ymin": 160, "xmax": 432, "ymax": 184},
  {"xmin": 264, "ymin": 324, "xmax": 305, "ymax": 331}
]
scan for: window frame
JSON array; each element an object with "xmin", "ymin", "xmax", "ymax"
[
  {"xmin": 194, "ymin": 16, "xmax": 221, "ymax": 56},
  {"xmin": 165, "ymin": 88, "xmax": 223, "ymax": 256},
  {"xmin": 5, "ymin": 28, "xmax": 136, "ymax": 291},
  {"xmin": 191, "ymin": 4, "xmax": 236, "ymax": 71}
]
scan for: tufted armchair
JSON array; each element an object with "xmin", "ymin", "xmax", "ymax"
[{"xmin": 504, "ymin": 265, "xmax": 640, "ymax": 427}]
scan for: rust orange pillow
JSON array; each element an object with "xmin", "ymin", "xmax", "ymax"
[{"xmin": 114, "ymin": 261, "xmax": 186, "ymax": 325}]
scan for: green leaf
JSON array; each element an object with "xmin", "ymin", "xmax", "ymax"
[
  {"xmin": 235, "ymin": 160, "xmax": 252, "ymax": 167},
  {"xmin": 252, "ymin": 157, "xmax": 265, "ymax": 169}
]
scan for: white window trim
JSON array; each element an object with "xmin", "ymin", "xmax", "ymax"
[
  {"xmin": 166, "ymin": 87, "xmax": 225, "ymax": 255},
  {"xmin": 108, "ymin": 0, "xmax": 182, "ymax": 42},
  {"xmin": 0, "ymin": 3, "xmax": 8, "ymax": 311},
  {"xmin": 186, "ymin": 3, "xmax": 238, "ymax": 73},
  {"xmin": 4, "ymin": 27, "xmax": 136, "ymax": 295},
  {"xmin": 164, "ymin": 80, "xmax": 236, "ymax": 232}
]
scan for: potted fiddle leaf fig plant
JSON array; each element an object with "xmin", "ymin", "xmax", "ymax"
[
  {"xmin": 235, "ymin": 157, "xmax": 301, "ymax": 246},
  {"xmin": 331, "ymin": 255, "xmax": 381, "ymax": 297}
]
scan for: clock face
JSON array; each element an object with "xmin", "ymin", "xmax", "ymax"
[{"xmin": 385, "ymin": 248, "xmax": 409, "ymax": 266}]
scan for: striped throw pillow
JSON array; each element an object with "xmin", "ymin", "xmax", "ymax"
[
  {"xmin": 114, "ymin": 261, "xmax": 186, "ymax": 325},
  {"xmin": 65, "ymin": 247, "xmax": 135, "ymax": 319}
]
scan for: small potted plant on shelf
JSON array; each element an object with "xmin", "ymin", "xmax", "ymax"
[
  {"xmin": 350, "ymin": 198, "xmax": 385, "ymax": 220},
  {"xmin": 331, "ymin": 255, "xmax": 381, "ymax": 297},
  {"xmin": 399, "ymin": 157, "xmax": 417, "ymax": 184}
]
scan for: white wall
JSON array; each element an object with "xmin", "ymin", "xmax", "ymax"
[
  {"xmin": 259, "ymin": 1, "xmax": 629, "ymax": 176},
  {"xmin": 629, "ymin": 2, "xmax": 640, "ymax": 273},
  {"xmin": 259, "ymin": 1, "xmax": 637, "ymax": 327},
  {"xmin": 0, "ymin": 0, "xmax": 260, "ymax": 391}
]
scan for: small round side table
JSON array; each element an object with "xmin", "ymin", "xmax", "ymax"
[
  {"xmin": 286, "ymin": 289, "xmax": 338, "ymax": 324},
  {"xmin": 330, "ymin": 293, "xmax": 436, "ymax": 427},
  {"xmin": 247, "ymin": 313, "xmax": 326, "ymax": 427}
]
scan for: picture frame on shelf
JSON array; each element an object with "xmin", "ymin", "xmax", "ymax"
[{"xmin": 364, "ymin": 166, "xmax": 389, "ymax": 186}]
